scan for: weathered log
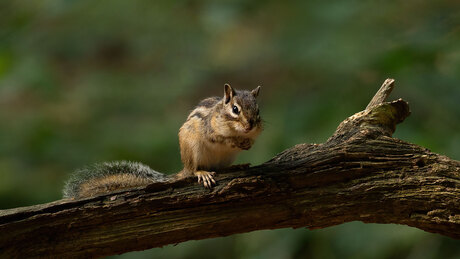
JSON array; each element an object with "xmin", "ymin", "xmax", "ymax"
[{"xmin": 1, "ymin": 79, "xmax": 459, "ymax": 258}]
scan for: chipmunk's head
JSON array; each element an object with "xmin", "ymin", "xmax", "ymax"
[{"xmin": 222, "ymin": 83, "xmax": 262, "ymax": 136}]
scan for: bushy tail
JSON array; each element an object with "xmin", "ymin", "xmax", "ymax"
[{"xmin": 63, "ymin": 161, "xmax": 168, "ymax": 199}]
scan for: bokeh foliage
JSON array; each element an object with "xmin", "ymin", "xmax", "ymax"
[{"xmin": 1, "ymin": 1, "xmax": 459, "ymax": 258}]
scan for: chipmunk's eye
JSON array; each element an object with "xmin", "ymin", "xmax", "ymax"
[{"xmin": 232, "ymin": 105, "xmax": 240, "ymax": 115}]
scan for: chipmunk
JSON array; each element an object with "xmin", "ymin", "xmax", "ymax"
[{"xmin": 63, "ymin": 84, "xmax": 262, "ymax": 198}]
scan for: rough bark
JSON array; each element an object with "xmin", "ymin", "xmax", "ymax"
[{"xmin": 1, "ymin": 79, "xmax": 459, "ymax": 258}]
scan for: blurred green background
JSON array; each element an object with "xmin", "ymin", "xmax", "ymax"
[{"xmin": 1, "ymin": 1, "xmax": 459, "ymax": 258}]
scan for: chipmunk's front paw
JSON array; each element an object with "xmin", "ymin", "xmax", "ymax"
[
  {"xmin": 195, "ymin": 170, "xmax": 216, "ymax": 188},
  {"xmin": 238, "ymin": 139, "xmax": 253, "ymax": 150}
]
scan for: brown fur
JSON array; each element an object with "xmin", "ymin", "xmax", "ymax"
[
  {"xmin": 79, "ymin": 174, "xmax": 154, "ymax": 198},
  {"xmin": 177, "ymin": 84, "xmax": 262, "ymax": 187},
  {"xmin": 64, "ymin": 84, "xmax": 262, "ymax": 198}
]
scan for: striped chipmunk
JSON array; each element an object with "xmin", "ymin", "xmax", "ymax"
[{"xmin": 63, "ymin": 84, "xmax": 263, "ymax": 198}]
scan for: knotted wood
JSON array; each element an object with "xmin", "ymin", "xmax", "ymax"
[{"xmin": 1, "ymin": 79, "xmax": 459, "ymax": 258}]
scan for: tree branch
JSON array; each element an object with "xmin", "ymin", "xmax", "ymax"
[
  {"xmin": 1, "ymin": 79, "xmax": 459, "ymax": 258},
  {"xmin": 366, "ymin": 78, "xmax": 395, "ymax": 110}
]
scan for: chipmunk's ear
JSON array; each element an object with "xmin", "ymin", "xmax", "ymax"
[
  {"xmin": 224, "ymin": 83, "xmax": 235, "ymax": 104},
  {"xmin": 251, "ymin": 86, "xmax": 261, "ymax": 98}
]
